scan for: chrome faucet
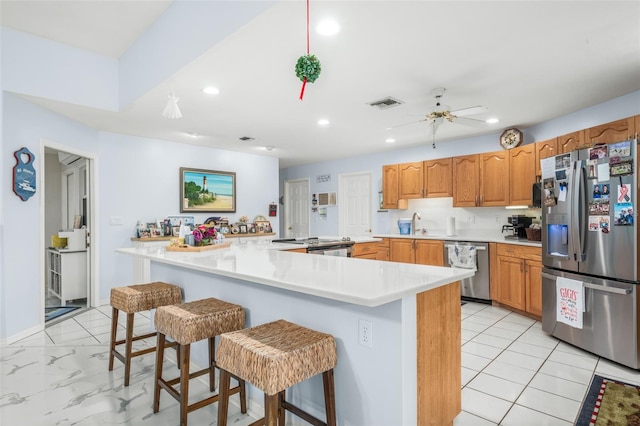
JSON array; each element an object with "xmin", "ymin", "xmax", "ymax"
[{"xmin": 412, "ymin": 212, "xmax": 421, "ymax": 234}]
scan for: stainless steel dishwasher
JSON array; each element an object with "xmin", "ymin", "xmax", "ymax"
[{"xmin": 443, "ymin": 241, "xmax": 490, "ymax": 301}]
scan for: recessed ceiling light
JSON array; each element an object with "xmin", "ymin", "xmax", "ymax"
[
  {"xmin": 318, "ymin": 119, "xmax": 330, "ymax": 126},
  {"xmin": 186, "ymin": 132, "xmax": 199, "ymax": 138},
  {"xmin": 486, "ymin": 118, "xmax": 499, "ymax": 124},
  {"xmin": 203, "ymin": 86, "xmax": 220, "ymax": 95},
  {"xmin": 385, "ymin": 138, "xmax": 396, "ymax": 144},
  {"xmin": 264, "ymin": 146, "xmax": 275, "ymax": 152},
  {"xmin": 317, "ymin": 20, "xmax": 339, "ymax": 36}
]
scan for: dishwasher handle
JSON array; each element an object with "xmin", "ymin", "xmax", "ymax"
[
  {"xmin": 444, "ymin": 244, "xmax": 486, "ymax": 251},
  {"xmin": 541, "ymin": 272, "xmax": 633, "ymax": 295}
]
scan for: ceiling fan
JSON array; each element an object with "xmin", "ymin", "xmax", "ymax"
[{"xmin": 388, "ymin": 88, "xmax": 488, "ymax": 148}]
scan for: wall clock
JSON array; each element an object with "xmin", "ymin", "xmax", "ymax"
[{"xmin": 500, "ymin": 128, "xmax": 523, "ymax": 150}]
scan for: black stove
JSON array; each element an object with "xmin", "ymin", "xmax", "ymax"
[{"xmin": 272, "ymin": 237, "xmax": 355, "ymax": 255}]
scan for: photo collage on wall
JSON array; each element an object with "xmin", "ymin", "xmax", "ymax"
[{"xmin": 587, "ymin": 141, "xmax": 634, "ymax": 231}]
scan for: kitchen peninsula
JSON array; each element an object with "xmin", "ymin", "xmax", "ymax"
[{"xmin": 117, "ymin": 241, "xmax": 474, "ymax": 426}]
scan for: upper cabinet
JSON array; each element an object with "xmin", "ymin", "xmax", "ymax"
[
  {"xmin": 480, "ymin": 151, "xmax": 510, "ymax": 207},
  {"xmin": 509, "ymin": 144, "xmax": 536, "ymax": 206},
  {"xmin": 452, "ymin": 155, "xmax": 480, "ymax": 207},
  {"xmin": 382, "ymin": 164, "xmax": 400, "ymax": 209},
  {"xmin": 424, "ymin": 158, "xmax": 453, "ymax": 198},
  {"xmin": 585, "ymin": 117, "xmax": 635, "ymax": 145},
  {"xmin": 534, "ymin": 138, "xmax": 557, "ymax": 177},
  {"xmin": 558, "ymin": 130, "xmax": 584, "ymax": 153},
  {"xmin": 398, "ymin": 162, "xmax": 424, "ymax": 199}
]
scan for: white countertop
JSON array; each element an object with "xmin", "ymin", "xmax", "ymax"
[
  {"xmin": 373, "ymin": 230, "xmax": 542, "ymax": 247},
  {"xmin": 117, "ymin": 241, "xmax": 473, "ymax": 307}
]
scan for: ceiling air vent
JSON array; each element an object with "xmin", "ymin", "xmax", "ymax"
[
  {"xmin": 238, "ymin": 136, "xmax": 255, "ymax": 142},
  {"xmin": 368, "ymin": 97, "xmax": 404, "ymax": 110}
]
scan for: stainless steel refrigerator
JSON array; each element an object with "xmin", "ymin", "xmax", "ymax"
[{"xmin": 541, "ymin": 138, "xmax": 639, "ymax": 369}]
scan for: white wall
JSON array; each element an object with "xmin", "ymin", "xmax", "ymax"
[
  {"xmin": 280, "ymin": 91, "xmax": 640, "ymax": 237},
  {"xmin": 0, "ymin": 93, "xmax": 279, "ymax": 341}
]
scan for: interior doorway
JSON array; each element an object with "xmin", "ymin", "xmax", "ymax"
[
  {"xmin": 338, "ymin": 171, "xmax": 372, "ymax": 236},
  {"xmin": 283, "ymin": 178, "xmax": 310, "ymax": 238},
  {"xmin": 42, "ymin": 144, "xmax": 95, "ymax": 324}
]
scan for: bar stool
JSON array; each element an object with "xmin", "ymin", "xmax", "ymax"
[
  {"xmin": 108, "ymin": 282, "xmax": 182, "ymax": 386},
  {"xmin": 153, "ymin": 297, "xmax": 247, "ymax": 426},
  {"xmin": 216, "ymin": 319, "xmax": 337, "ymax": 426}
]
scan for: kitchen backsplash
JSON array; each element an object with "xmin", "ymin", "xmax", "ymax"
[{"xmin": 386, "ymin": 198, "xmax": 541, "ymax": 234}]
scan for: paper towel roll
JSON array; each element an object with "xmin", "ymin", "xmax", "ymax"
[{"xmin": 446, "ymin": 216, "xmax": 456, "ymax": 236}]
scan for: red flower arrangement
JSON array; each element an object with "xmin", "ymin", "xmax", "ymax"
[{"xmin": 192, "ymin": 225, "xmax": 217, "ymax": 246}]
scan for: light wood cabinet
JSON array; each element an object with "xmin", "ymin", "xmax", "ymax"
[
  {"xmin": 377, "ymin": 238, "xmax": 390, "ymax": 261},
  {"xmin": 585, "ymin": 117, "xmax": 635, "ymax": 145},
  {"xmin": 389, "ymin": 238, "xmax": 416, "ymax": 263},
  {"xmin": 509, "ymin": 144, "xmax": 536, "ymax": 206},
  {"xmin": 493, "ymin": 243, "xmax": 542, "ymax": 318},
  {"xmin": 415, "ymin": 240, "xmax": 444, "ymax": 266},
  {"xmin": 558, "ymin": 130, "xmax": 584, "ymax": 153},
  {"xmin": 535, "ymin": 138, "xmax": 557, "ymax": 177},
  {"xmin": 424, "ymin": 158, "xmax": 452, "ymax": 198},
  {"xmin": 382, "ymin": 164, "xmax": 400, "ymax": 209},
  {"xmin": 353, "ymin": 241, "xmax": 380, "ymax": 259},
  {"xmin": 399, "ymin": 162, "xmax": 424, "ymax": 199},
  {"xmin": 452, "ymin": 155, "xmax": 480, "ymax": 207}
]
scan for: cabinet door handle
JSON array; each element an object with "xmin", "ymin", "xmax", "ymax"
[
  {"xmin": 480, "ymin": 195, "xmax": 484, "ymax": 205},
  {"xmin": 475, "ymin": 195, "xmax": 478, "ymax": 206}
]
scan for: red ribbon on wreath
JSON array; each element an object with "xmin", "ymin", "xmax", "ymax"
[{"xmin": 300, "ymin": 0, "xmax": 310, "ymax": 100}]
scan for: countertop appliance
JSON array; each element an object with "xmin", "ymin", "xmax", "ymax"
[
  {"xmin": 443, "ymin": 241, "xmax": 490, "ymax": 301},
  {"xmin": 272, "ymin": 237, "xmax": 355, "ymax": 256},
  {"xmin": 541, "ymin": 138, "xmax": 639, "ymax": 369},
  {"xmin": 503, "ymin": 215, "xmax": 534, "ymax": 240}
]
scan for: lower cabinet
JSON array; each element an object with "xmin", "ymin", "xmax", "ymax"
[
  {"xmin": 493, "ymin": 243, "xmax": 542, "ymax": 318},
  {"xmin": 389, "ymin": 238, "xmax": 444, "ymax": 266},
  {"xmin": 376, "ymin": 238, "xmax": 390, "ymax": 261},
  {"xmin": 352, "ymin": 241, "xmax": 380, "ymax": 259}
]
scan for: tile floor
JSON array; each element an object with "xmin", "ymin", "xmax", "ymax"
[{"xmin": 2, "ymin": 302, "xmax": 640, "ymax": 425}]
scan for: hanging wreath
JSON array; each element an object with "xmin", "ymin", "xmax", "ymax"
[{"xmin": 295, "ymin": 54, "xmax": 321, "ymax": 83}]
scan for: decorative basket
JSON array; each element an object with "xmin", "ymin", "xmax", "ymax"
[{"xmin": 525, "ymin": 228, "xmax": 542, "ymax": 241}]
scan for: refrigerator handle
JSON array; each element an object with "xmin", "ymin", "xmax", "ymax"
[
  {"xmin": 576, "ymin": 162, "xmax": 587, "ymax": 262},
  {"xmin": 569, "ymin": 161, "xmax": 580, "ymax": 261},
  {"xmin": 541, "ymin": 272, "xmax": 632, "ymax": 295}
]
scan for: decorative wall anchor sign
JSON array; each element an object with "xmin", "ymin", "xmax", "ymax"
[{"xmin": 13, "ymin": 147, "xmax": 36, "ymax": 201}]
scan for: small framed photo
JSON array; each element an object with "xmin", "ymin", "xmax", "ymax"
[
  {"xmin": 172, "ymin": 226, "xmax": 181, "ymax": 237},
  {"xmin": 220, "ymin": 226, "xmax": 230, "ymax": 234},
  {"xmin": 248, "ymin": 223, "xmax": 257, "ymax": 233},
  {"xmin": 239, "ymin": 224, "xmax": 248, "ymax": 234}
]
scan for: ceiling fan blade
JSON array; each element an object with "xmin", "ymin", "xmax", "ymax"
[
  {"xmin": 454, "ymin": 116, "xmax": 489, "ymax": 128},
  {"xmin": 385, "ymin": 118, "xmax": 427, "ymax": 130},
  {"xmin": 451, "ymin": 105, "xmax": 487, "ymax": 117}
]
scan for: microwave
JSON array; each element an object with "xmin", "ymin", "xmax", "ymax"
[{"xmin": 532, "ymin": 182, "xmax": 542, "ymax": 208}]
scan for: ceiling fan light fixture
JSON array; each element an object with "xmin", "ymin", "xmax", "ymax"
[
  {"xmin": 317, "ymin": 19, "xmax": 339, "ymax": 36},
  {"xmin": 486, "ymin": 117, "xmax": 499, "ymax": 124},
  {"xmin": 203, "ymin": 86, "xmax": 220, "ymax": 95},
  {"xmin": 162, "ymin": 92, "xmax": 183, "ymax": 119},
  {"xmin": 385, "ymin": 138, "xmax": 396, "ymax": 144}
]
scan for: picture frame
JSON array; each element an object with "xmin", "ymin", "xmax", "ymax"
[
  {"xmin": 239, "ymin": 224, "xmax": 248, "ymax": 234},
  {"xmin": 180, "ymin": 167, "xmax": 236, "ymax": 213}
]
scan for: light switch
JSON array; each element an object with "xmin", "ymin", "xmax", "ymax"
[{"xmin": 110, "ymin": 216, "xmax": 123, "ymax": 226}]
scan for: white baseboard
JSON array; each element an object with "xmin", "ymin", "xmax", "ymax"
[{"xmin": 2, "ymin": 323, "xmax": 44, "ymax": 346}]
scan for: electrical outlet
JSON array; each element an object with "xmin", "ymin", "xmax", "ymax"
[
  {"xmin": 358, "ymin": 319, "xmax": 373, "ymax": 348},
  {"xmin": 495, "ymin": 215, "xmax": 500, "ymax": 223}
]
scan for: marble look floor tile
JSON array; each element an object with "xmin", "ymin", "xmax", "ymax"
[
  {"xmin": 46, "ymin": 328, "xmax": 93, "ymax": 344},
  {"xmin": 515, "ymin": 386, "xmax": 580, "ymax": 422},
  {"xmin": 501, "ymin": 404, "xmax": 572, "ymax": 426},
  {"xmin": 11, "ymin": 331, "xmax": 54, "ymax": 346}
]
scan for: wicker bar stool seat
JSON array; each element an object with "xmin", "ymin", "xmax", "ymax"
[
  {"xmin": 216, "ymin": 319, "xmax": 337, "ymax": 426},
  {"xmin": 108, "ymin": 282, "xmax": 182, "ymax": 386},
  {"xmin": 153, "ymin": 297, "xmax": 247, "ymax": 426}
]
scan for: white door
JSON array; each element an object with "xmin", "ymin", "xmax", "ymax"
[
  {"xmin": 284, "ymin": 178, "xmax": 310, "ymax": 238},
  {"xmin": 339, "ymin": 172, "xmax": 372, "ymax": 236}
]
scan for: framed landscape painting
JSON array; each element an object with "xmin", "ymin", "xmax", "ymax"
[{"xmin": 180, "ymin": 167, "xmax": 236, "ymax": 213}]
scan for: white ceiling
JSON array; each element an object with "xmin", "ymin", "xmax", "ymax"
[{"xmin": 2, "ymin": 1, "xmax": 640, "ymax": 168}]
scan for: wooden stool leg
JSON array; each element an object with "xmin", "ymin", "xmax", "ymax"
[
  {"xmin": 265, "ymin": 393, "xmax": 279, "ymax": 426},
  {"xmin": 179, "ymin": 344, "xmax": 190, "ymax": 426},
  {"xmin": 239, "ymin": 378, "xmax": 247, "ymax": 414},
  {"xmin": 217, "ymin": 369, "xmax": 232, "ymax": 426},
  {"xmin": 208, "ymin": 337, "xmax": 216, "ymax": 392},
  {"xmin": 277, "ymin": 391, "xmax": 285, "ymax": 425},
  {"xmin": 323, "ymin": 369, "xmax": 337, "ymax": 426},
  {"xmin": 153, "ymin": 333, "xmax": 166, "ymax": 413},
  {"xmin": 124, "ymin": 312, "xmax": 135, "ymax": 386},
  {"xmin": 108, "ymin": 307, "xmax": 119, "ymax": 371}
]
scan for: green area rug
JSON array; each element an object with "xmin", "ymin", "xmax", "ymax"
[
  {"xmin": 45, "ymin": 306, "xmax": 80, "ymax": 322},
  {"xmin": 576, "ymin": 374, "xmax": 640, "ymax": 425}
]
